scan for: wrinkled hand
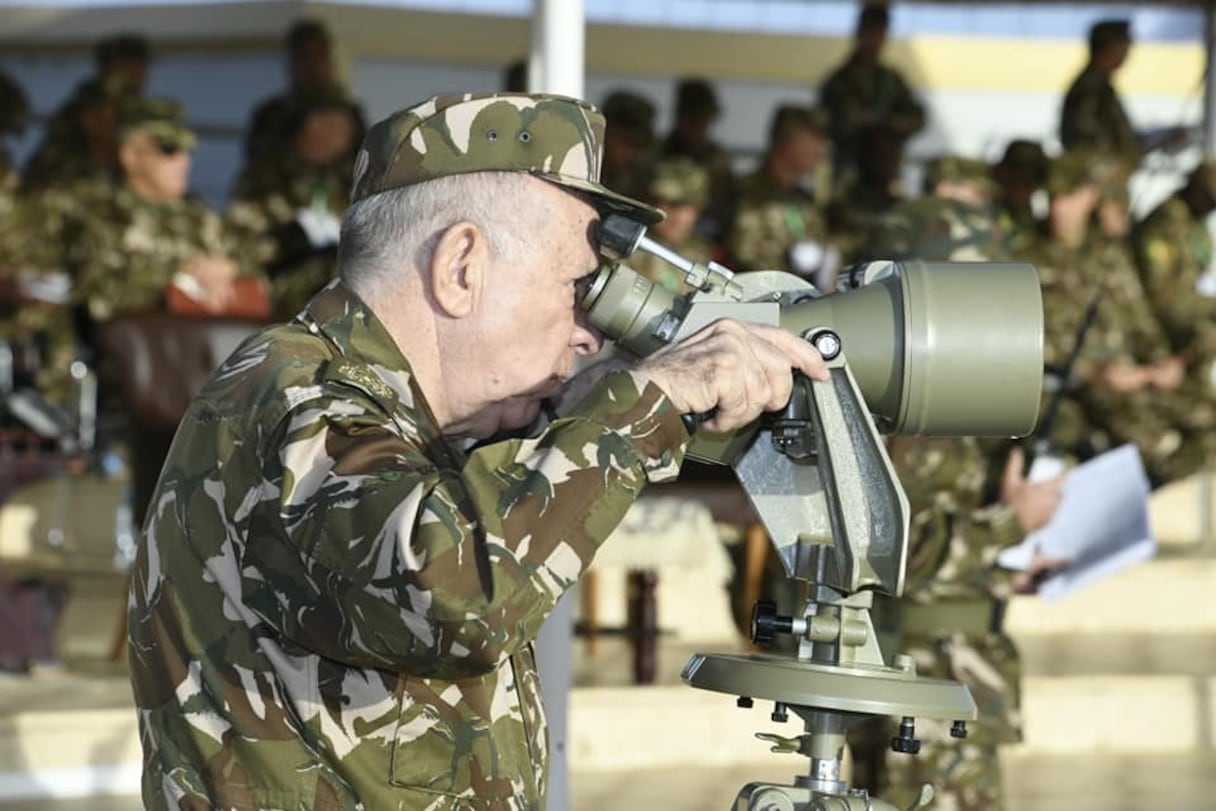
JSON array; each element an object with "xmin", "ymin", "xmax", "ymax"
[
  {"xmin": 183, "ymin": 255, "xmax": 238, "ymax": 313},
  {"xmin": 633, "ymin": 319, "xmax": 829, "ymax": 433},
  {"xmin": 1000, "ymin": 447, "xmax": 1063, "ymax": 533}
]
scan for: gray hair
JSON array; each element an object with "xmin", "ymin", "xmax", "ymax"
[{"xmin": 338, "ymin": 172, "xmax": 544, "ymax": 297}]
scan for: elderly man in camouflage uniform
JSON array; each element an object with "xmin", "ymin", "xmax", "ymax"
[
  {"xmin": 728, "ymin": 105, "xmax": 833, "ymax": 279},
  {"xmin": 819, "ymin": 3, "xmax": 925, "ymax": 187},
  {"xmin": 228, "ymin": 83, "xmax": 361, "ymax": 319},
  {"xmin": 630, "ymin": 157, "xmax": 715, "ymax": 294},
  {"xmin": 1059, "ymin": 20, "xmax": 1141, "ymax": 171},
  {"xmin": 127, "ymin": 92, "xmax": 828, "ymax": 810}
]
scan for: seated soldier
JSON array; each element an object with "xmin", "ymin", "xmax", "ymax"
[
  {"xmin": 228, "ymin": 83, "xmax": 360, "ymax": 319},
  {"xmin": 728, "ymin": 105, "xmax": 836, "ymax": 284},
  {"xmin": 631, "ymin": 158, "xmax": 715, "ymax": 295}
]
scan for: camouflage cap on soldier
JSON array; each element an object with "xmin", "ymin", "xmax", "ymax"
[
  {"xmin": 674, "ymin": 78, "xmax": 720, "ymax": 120},
  {"xmin": 994, "ymin": 139, "xmax": 1048, "ymax": 185},
  {"xmin": 923, "ymin": 155, "xmax": 995, "ymax": 196},
  {"xmin": 648, "ymin": 158, "xmax": 709, "ymax": 208},
  {"xmin": 116, "ymin": 97, "xmax": 197, "ymax": 150},
  {"xmin": 601, "ymin": 90, "xmax": 656, "ymax": 148},
  {"xmin": 1046, "ymin": 152, "xmax": 1099, "ymax": 195},
  {"xmin": 768, "ymin": 104, "xmax": 827, "ymax": 146},
  {"xmin": 351, "ymin": 92, "xmax": 663, "ymax": 224}
]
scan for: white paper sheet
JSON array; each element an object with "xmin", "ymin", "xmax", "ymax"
[{"xmin": 996, "ymin": 444, "xmax": 1155, "ymax": 601}]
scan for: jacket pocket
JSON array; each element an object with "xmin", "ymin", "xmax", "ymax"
[{"xmin": 389, "ymin": 671, "xmax": 533, "ymax": 808}]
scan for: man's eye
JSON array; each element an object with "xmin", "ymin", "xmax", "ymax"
[{"xmin": 573, "ymin": 270, "xmax": 599, "ymax": 303}]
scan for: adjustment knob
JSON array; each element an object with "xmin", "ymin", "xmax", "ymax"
[
  {"xmin": 737, "ymin": 696, "xmax": 754, "ymax": 709},
  {"xmin": 751, "ymin": 600, "xmax": 779, "ymax": 645},
  {"xmin": 891, "ymin": 716, "xmax": 921, "ymax": 755},
  {"xmin": 951, "ymin": 720, "xmax": 968, "ymax": 739},
  {"xmin": 771, "ymin": 702, "xmax": 789, "ymax": 723}
]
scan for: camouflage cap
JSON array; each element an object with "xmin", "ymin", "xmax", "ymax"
[
  {"xmin": 351, "ymin": 92, "xmax": 662, "ymax": 224},
  {"xmin": 116, "ymin": 97, "xmax": 196, "ymax": 150},
  {"xmin": 994, "ymin": 139, "xmax": 1048, "ymax": 184},
  {"xmin": 648, "ymin": 158, "xmax": 709, "ymax": 208},
  {"xmin": 675, "ymin": 79, "xmax": 720, "ymax": 120},
  {"xmin": 924, "ymin": 155, "xmax": 994, "ymax": 194},
  {"xmin": 601, "ymin": 90, "xmax": 656, "ymax": 148},
  {"xmin": 1046, "ymin": 152, "xmax": 1099, "ymax": 196}
]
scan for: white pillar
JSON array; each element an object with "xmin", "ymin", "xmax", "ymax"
[
  {"xmin": 529, "ymin": 7, "xmax": 586, "ymax": 809},
  {"xmin": 528, "ymin": 0, "xmax": 585, "ymax": 97}
]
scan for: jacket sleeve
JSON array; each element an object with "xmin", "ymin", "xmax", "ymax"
[{"xmin": 253, "ymin": 369, "xmax": 688, "ymax": 679}]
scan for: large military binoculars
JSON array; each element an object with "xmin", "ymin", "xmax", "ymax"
[{"xmin": 582, "ymin": 215, "xmax": 1043, "ymax": 438}]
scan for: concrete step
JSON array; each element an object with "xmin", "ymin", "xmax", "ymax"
[
  {"xmin": 1004, "ymin": 556, "xmax": 1216, "ymax": 635},
  {"xmin": 569, "ymin": 752, "xmax": 1216, "ymax": 811}
]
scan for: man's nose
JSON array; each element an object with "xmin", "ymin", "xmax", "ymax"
[{"xmin": 572, "ymin": 312, "xmax": 604, "ymax": 356}]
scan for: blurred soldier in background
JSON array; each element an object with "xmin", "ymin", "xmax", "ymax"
[
  {"xmin": 1059, "ymin": 20, "xmax": 1141, "ymax": 171},
  {"xmin": 600, "ymin": 90, "xmax": 657, "ymax": 201},
  {"xmin": 244, "ymin": 19, "xmax": 365, "ymax": 162},
  {"xmin": 1130, "ymin": 159, "xmax": 1216, "ymax": 479},
  {"xmin": 866, "ymin": 155, "xmax": 1002, "ymax": 263},
  {"xmin": 502, "ymin": 58, "xmax": 528, "ymax": 93},
  {"xmin": 820, "ymin": 3, "xmax": 925, "ymax": 188},
  {"xmin": 22, "ymin": 34, "xmax": 147, "ymax": 194},
  {"xmin": 0, "ymin": 69, "xmax": 28, "ymax": 201},
  {"xmin": 991, "ymin": 139, "xmax": 1048, "ymax": 254},
  {"xmin": 631, "ymin": 158, "xmax": 714, "ymax": 294},
  {"xmin": 229, "ymin": 84, "xmax": 358, "ymax": 318},
  {"xmin": 659, "ymin": 78, "xmax": 735, "ymax": 240},
  {"xmin": 727, "ymin": 105, "xmax": 834, "ymax": 281},
  {"xmin": 871, "ymin": 439, "xmax": 1060, "ymax": 811}
]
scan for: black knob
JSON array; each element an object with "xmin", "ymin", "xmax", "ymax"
[
  {"xmin": 737, "ymin": 696, "xmax": 754, "ymax": 709},
  {"xmin": 750, "ymin": 600, "xmax": 779, "ymax": 645},
  {"xmin": 951, "ymin": 720, "xmax": 968, "ymax": 739},
  {"xmin": 890, "ymin": 716, "xmax": 921, "ymax": 754},
  {"xmin": 771, "ymin": 702, "xmax": 789, "ymax": 723}
]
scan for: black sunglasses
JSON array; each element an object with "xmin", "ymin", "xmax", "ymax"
[{"xmin": 154, "ymin": 138, "xmax": 186, "ymax": 156}]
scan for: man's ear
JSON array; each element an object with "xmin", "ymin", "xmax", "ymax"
[
  {"xmin": 117, "ymin": 138, "xmax": 138, "ymax": 178},
  {"xmin": 427, "ymin": 221, "xmax": 488, "ymax": 319}
]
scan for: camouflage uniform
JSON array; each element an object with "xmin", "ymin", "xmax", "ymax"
[
  {"xmin": 229, "ymin": 84, "xmax": 358, "ymax": 319},
  {"xmin": 631, "ymin": 158, "xmax": 714, "ymax": 295},
  {"xmin": 1059, "ymin": 64, "xmax": 1140, "ymax": 169},
  {"xmin": 128, "ymin": 92, "xmax": 682, "ymax": 810},
  {"xmin": 659, "ymin": 79, "xmax": 736, "ymax": 241},
  {"xmin": 819, "ymin": 49, "xmax": 925, "ymax": 182},
  {"xmin": 245, "ymin": 81, "xmax": 366, "ymax": 162},
  {"xmin": 599, "ymin": 91, "xmax": 657, "ymax": 201},
  {"xmin": 728, "ymin": 168, "xmax": 827, "ymax": 273},
  {"xmin": 867, "ymin": 157, "xmax": 1006, "ymax": 263},
  {"xmin": 21, "ymin": 76, "xmax": 132, "ymax": 195},
  {"xmin": 874, "ymin": 436, "xmax": 1024, "ymax": 811},
  {"xmin": 1129, "ymin": 161, "xmax": 1216, "ymax": 478},
  {"xmin": 992, "ymin": 140, "xmax": 1047, "ymax": 255}
]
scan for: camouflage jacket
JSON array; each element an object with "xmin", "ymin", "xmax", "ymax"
[
  {"xmin": 128, "ymin": 281, "xmax": 688, "ymax": 810},
  {"xmin": 1059, "ymin": 64, "xmax": 1140, "ymax": 167},
  {"xmin": 867, "ymin": 197, "xmax": 1009, "ymax": 263},
  {"xmin": 727, "ymin": 170, "xmax": 827, "ymax": 272},
  {"xmin": 227, "ymin": 155, "xmax": 351, "ymax": 319},
  {"xmin": 887, "ymin": 435, "xmax": 1023, "ymax": 745},
  {"xmin": 819, "ymin": 52, "xmax": 925, "ymax": 165},
  {"xmin": 1132, "ymin": 194, "xmax": 1216, "ymax": 364},
  {"xmin": 26, "ymin": 180, "xmax": 242, "ymax": 322}
]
